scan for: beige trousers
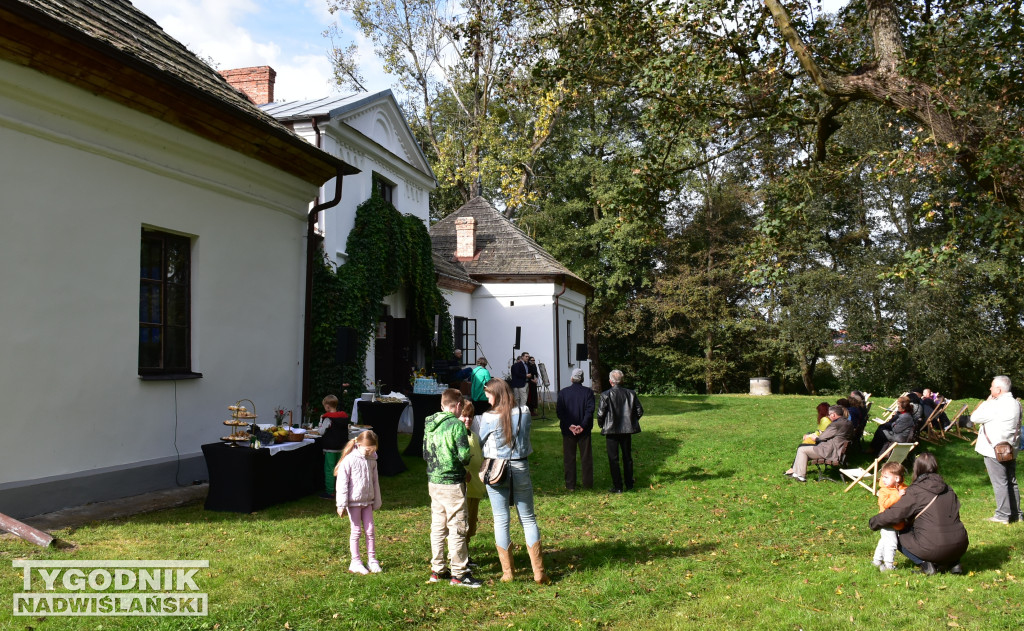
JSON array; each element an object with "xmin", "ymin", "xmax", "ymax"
[{"xmin": 428, "ymin": 482, "xmax": 469, "ymax": 576}]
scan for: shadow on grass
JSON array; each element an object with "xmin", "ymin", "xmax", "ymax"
[
  {"xmin": 546, "ymin": 536, "xmax": 718, "ymax": 576},
  {"xmin": 963, "ymin": 544, "xmax": 1016, "ymax": 572},
  {"xmin": 649, "ymin": 465, "xmax": 738, "ymax": 484}
]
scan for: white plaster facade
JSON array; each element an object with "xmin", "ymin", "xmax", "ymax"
[
  {"xmin": 0, "ymin": 60, "xmax": 327, "ymax": 516},
  {"xmin": 443, "ymin": 282, "xmax": 590, "ymax": 397},
  {"xmin": 262, "ymin": 92, "xmax": 437, "ymax": 379}
]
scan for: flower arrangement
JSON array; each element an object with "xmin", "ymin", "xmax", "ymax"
[{"xmin": 273, "ymin": 407, "xmax": 287, "ymax": 424}]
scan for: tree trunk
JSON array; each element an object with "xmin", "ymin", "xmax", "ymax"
[
  {"xmin": 763, "ymin": 0, "xmax": 1017, "ymax": 211},
  {"xmin": 798, "ymin": 351, "xmax": 817, "ymax": 395}
]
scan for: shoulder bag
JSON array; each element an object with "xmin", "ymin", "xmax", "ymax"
[
  {"xmin": 479, "ymin": 412, "xmax": 521, "ymax": 487},
  {"xmin": 982, "ymin": 425, "xmax": 1015, "ymax": 463}
]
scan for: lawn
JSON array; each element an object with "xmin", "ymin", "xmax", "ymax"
[{"xmin": 1, "ymin": 395, "xmax": 1020, "ymax": 630}]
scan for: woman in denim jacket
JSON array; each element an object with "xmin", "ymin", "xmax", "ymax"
[{"xmin": 478, "ymin": 378, "xmax": 550, "ymax": 584}]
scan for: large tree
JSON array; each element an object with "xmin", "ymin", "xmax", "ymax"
[{"xmin": 328, "ymin": 0, "xmax": 565, "ymax": 215}]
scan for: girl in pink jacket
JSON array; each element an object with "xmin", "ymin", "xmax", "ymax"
[{"xmin": 334, "ymin": 431, "xmax": 383, "ymax": 574}]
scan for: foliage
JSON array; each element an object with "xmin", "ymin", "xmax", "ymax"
[
  {"xmin": 327, "ymin": 0, "xmax": 564, "ymax": 215},
  {"xmin": 308, "ymin": 195, "xmax": 451, "ymax": 414},
  {"xmin": 7, "ymin": 395, "xmax": 1023, "ymax": 630}
]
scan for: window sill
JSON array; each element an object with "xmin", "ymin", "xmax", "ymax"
[{"xmin": 139, "ymin": 372, "xmax": 204, "ymax": 381}]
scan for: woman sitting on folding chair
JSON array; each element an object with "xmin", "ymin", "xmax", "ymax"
[
  {"xmin": 869, "ymin": 453, "xmax": 968, "ymax": 575},
  {"xmin": 870, "ymin": 396, "xmax": 915, "ymax": 458}
]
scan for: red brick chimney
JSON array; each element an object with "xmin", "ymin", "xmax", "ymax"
[
  {"xmin": 455, "ymin": 217, "xmax": 476, "ymax": 260},
  {"xmin": 220, "ymin": 66, "xmax": 276, "ymax": 105}
]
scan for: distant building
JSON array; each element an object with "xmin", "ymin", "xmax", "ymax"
[{"xmin": 430, "ymin": 197, "xmax": 593, "ymax": 396}]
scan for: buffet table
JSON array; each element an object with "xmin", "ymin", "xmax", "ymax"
[
  {"xmin": 354, "ymin": 401, "xmax": 409, "ymax": 476},
  {"xmin": 201, "ymin": 439, "xmax": 323, "ymax": 513},
  {"xmin": 405, "ymin": 393, "xmax": 441, "ymax": 457}
]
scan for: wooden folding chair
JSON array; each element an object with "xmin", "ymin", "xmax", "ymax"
[
  {"xmin": 841, "ymin": 442, "xmax": 918, "ymax": 495},
  {"xmin": 920, "ymin": 399, "xmax": 952, "ymax": 443},
  {"xmin": 942, "ymin": 403, "xmax": 972, "ymax": 441},
  {"xmin": 871, "ymin": 393, "xmax": 908, "ymax": 425}
]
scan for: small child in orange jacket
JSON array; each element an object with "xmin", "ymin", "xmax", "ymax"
[{"xmin": 872, "ymin": 462, "xmax": 908, "ymax": 571}]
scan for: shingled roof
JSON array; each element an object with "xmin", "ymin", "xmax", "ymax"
[
  {"xmin": 0, "ymin": 0, "xmax": 357, "ymax": 185},
  {"xmin": 430, "ymin": 196, "xmax": 592, "ymax": 296}
]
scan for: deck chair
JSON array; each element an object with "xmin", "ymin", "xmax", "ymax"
[
  {"xmin": 841, "ymin": 441, "xmax": 918, "ymax": 495},
  {"xmin": 919, "ymin": 399, "xmax": 952, "ymax": 443},
  {"xmin": 810, "ymin": 440, "xmax": 850, "ymax": 482},
  {"xmin": 871, "ymin": 393, "xmax": 909, "ymax": 425},
  {"xmin": 942, "ymin": 403, "xmax": 971, "ymax": 441}
]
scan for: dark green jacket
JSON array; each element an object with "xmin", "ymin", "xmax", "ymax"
[{"xmin": 423, "ymin": 411, "xmax": 471, "ymax": 484}]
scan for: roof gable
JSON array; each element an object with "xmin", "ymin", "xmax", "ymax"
[
  {"xmin": 430, "ymin": 196, "xmax": 592, "ymax": 294},
  {"xmin": 262, "ymin": 90, "xmax": 434, "ymax": 183}
]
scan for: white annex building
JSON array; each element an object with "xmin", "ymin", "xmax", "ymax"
[{"xmin": 431, "ymin": 197, "xmax": 594, "ymax": 397}]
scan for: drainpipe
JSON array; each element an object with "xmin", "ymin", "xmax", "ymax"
[
  {"xmin": 302, "ymin": 117, "xmax": 342, "ymax": 413},
  {"xmin": 552, "ymin": 275, "xmax": 567, "ymax": 396}
]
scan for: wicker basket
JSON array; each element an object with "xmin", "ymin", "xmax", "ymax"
[{"xmin": 286, "ymin": 431, "xmax": 305, "ymax": 442}]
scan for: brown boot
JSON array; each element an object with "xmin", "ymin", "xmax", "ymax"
[
  {"xmin": 496, "ymin": 544, "xmax": 514, "ymax": 582},
  {"xmin": 527, "ymin": 541, "xmax": 551, "ymax": 584}
]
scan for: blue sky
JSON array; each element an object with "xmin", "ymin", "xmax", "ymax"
[
  {"xmin": 133, "ymin": 0, "xmax": 850, "ymax": 104},
  {"xmin": 132, "ymin": 0, "xmax": 394, "ymax": 102}
]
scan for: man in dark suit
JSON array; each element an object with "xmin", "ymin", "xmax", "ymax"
[
  {"xmin": 597, "ymin": 369, "xmax": 644, "ymax": 493},
  {"xmin": 510, "ymin": 352, "xmax": 531, "ymax": 409},
  {"xmin": 557, "ymin": 368, "xmax": 595, "ymax": 491}
]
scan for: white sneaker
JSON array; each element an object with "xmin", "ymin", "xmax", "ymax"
[
  {"xmin": 349, "ymin": 559, "xmax": 369, "ymax": 575},
  {"xmin": 367, "ymin": 559, "xmax": 383, "ymax": 573}
]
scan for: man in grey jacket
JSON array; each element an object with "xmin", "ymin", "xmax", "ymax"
[{"xmin": 597, "ymin": 369, "xmax": 644, "ymax": 493}]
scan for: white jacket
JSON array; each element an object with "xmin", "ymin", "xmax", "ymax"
[
  {"xmin": 972, "ymin": 392, "xmax": 1022, "ymax": 459},
  {"xmin": 335, "ymin": 449, "xmax": 382, "ymax": 511}
]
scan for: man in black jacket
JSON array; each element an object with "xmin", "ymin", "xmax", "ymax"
[
  {"xmin": 557, "ymin": 368, "xmax": 595, "ymax": 490},
  {"xmin": 598, "ymin": 369, "xmax": 644, "ymax": 493},
  {"xmin": 510, "ymin": 352, "xmax": 531, "ymax": 409}
]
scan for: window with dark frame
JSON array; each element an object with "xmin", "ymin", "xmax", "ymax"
[
  {"xmin": 454, "ymin": 317, "xmax": 477, "ymax": 365},
  {"xmin": 566, "ymin": 320, "xmax": 573, "ymax": 367},
  {"xmin": 139, "ymin": 229, "xmax": 194, "ymax": 376},
  {"xmin": 373, "ymin": 173, "xmax": 395, "ymax": 204}
]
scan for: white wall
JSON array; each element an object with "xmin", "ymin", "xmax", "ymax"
[
  {"xmin": 288, "ymin": 108, "xmax": 435, "ymax": 385},
  {"xmin": 468, "ymin": 282, "xmax": 590, "ymax": 398},
  {"xmin": 0, "ymin": 61, "xmax": 319, "ymax": 488}
]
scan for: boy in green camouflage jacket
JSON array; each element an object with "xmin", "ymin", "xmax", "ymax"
[{"xmin": 422, "ymin": 389, "xmax": 480, "ymax": 587}]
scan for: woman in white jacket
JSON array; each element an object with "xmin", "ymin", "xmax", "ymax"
[{"xmin": 972, "ymin": 376, "xmax": 1022, "ymax": 524}]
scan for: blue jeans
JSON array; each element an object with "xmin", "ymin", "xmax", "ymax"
[
  {"xmin": 897, "ymin": 537, "xmax": 926, "ymax": 566},
  {"xmin": 485, "ymin": 459, "xmax": 541, "ymax": 548}
]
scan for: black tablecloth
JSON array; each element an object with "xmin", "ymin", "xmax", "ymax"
[
  {"xmin": 202, "ymin": 441, "xmax": 323, "ymax": 513},
  {"xmin": 356, "ymin": 401, "xmax": 408, "ymax": 476},
  {"xmin": 405, "ymin": 393, "xmax": 442, "ymax": 457}
]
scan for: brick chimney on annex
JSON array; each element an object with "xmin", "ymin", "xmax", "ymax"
[{"xmin": 220, "ymin": 66, "xmax": 276, "ymax": 105}]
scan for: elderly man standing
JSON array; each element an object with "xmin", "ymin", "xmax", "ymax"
[
  {"xmin": 972, "ymin": 375, "xmax": 1022, "ymax": 524},
  {"xmin": 598, "ymin": 369, "xmax": 643, "ymax": 493},
  {"xmin": 557, "ymin": 368, "xmax": 595, "ymax": 491}
]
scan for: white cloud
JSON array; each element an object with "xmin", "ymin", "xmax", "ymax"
[{"xmin": 132, "ymin": 0, "xmax": 347, "ymax": 101}]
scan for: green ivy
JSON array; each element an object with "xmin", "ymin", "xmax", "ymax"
[{"xmin": 308, "ymin": 194, "xmax": 452, "ymax": 415}]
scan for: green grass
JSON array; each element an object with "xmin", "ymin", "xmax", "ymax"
[{"xmin": 2, "ymin": 395, "xmax": 1021, "ymax": 630}]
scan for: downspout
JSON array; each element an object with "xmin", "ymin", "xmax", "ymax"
[
  {"xmin": 552, "ymin": 275, "xmax": 567, "ymax": 395},
  {"xmin": 302, "ymin": 117, "xmax": 341, "ymax": 413}
]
